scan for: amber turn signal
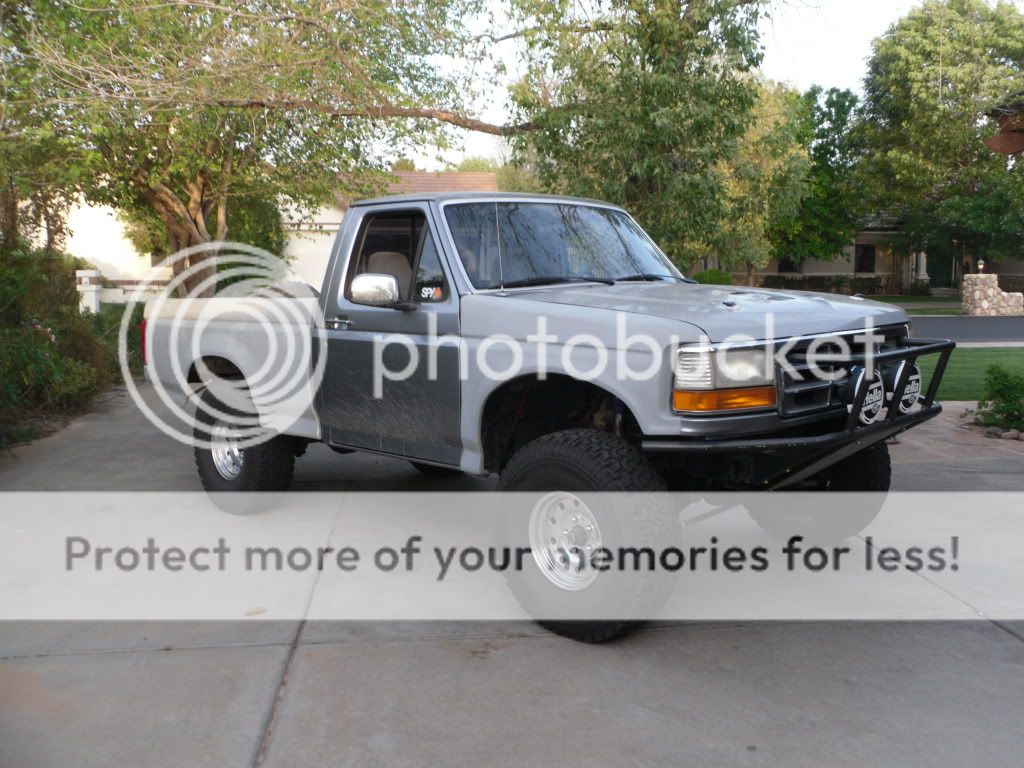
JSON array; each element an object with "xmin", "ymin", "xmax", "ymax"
[{"xmin": 672, "ymin": 386, "xmax": 777, "ymax": 413}]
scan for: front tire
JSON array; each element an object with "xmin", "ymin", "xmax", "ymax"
[
  {"xmin": 193, "ymin": 387, "xmax": 295, "ymax": 494},
  {"xmin": 748, "ymin": 441, "xmax": 891, "ymax": 541},
  {"xmin": 497, "ymin": 429, "xmax": 674, "ymax": 643}
]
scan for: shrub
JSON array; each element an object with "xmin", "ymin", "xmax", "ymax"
[
  {"xmin": 52, "ymin": 307, "xmax": 116, "ymax": 381},
  {"xmin": 0, "ymin": 246, "xmax": 82, "ymax": 326},
  {"xmin": 93, "ymin": 303, "xmax": 144, "ymax": 377},
  {"xmin": 691, "ymin": 268, "xmax": 732, "ymax": 285},
  {"xmin": 978, "ymin": 365, "xmax": 1024, "ymax": 431},
  {"xmin": 0, "ymin": 325, "xmax": 106, "ymax": 418},
  {"xmin": 0, "ymin": 246, "xmax": 126, "ymax": 446},
  {"xmin": 905, "ymin": 279, "xmax": 932, "ymax": 296}
]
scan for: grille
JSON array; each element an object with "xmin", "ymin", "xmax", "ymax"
[{"xmin": 776, "ymin": 325, "xmax": 910, "ymax": 418}]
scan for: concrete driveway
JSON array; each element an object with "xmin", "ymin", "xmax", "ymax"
[{"xmin": 2, "ymin": 385, "xmax": 1023, "ymax": 767}]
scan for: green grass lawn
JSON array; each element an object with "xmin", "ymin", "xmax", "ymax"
[
  {"xmin": 917, "ymin": 347, "xmax": 1024, "ymax": 401},
  {"xmin": 867, "ymin": 295, "xmax": 960, "ymax": 304},
  {"xmin": 908, "ymin": 307, "xmax": 963, "ymax": 316}
]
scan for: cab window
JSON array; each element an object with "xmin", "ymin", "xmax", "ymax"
[{"xmin": 348, "ymin": 210, "xmax": 447, "ymax": 302}]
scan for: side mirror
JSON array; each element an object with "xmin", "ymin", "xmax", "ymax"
[{"xmin": 350, "ymin": 273, "xmax": 400, "ymax": 307}]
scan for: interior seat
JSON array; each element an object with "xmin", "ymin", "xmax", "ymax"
[{"xmin": 366, "ymin": 251, "xmax": 412, "ymax": 296}]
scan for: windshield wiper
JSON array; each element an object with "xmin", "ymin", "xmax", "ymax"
[
  {"xmin": 499, "ymin": 275, "xmax": 616, "ymax": 289},
  {"xmin": 616, "ymin": 273, "xmax": 684, "ymax": 283}
]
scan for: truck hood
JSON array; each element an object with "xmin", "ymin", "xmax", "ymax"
[{"xmin": 506, "ymin": 282, "xmax": 908, "ymax": 342}]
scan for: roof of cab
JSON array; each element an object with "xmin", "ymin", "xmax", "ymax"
[{"xmin": 349, "ymin": 191, "xmax": 624, "ymax": 209}]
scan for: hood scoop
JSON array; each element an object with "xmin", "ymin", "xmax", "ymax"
[{"xmin": 722, "ymin": 290, "xmax": 792, "ymax": 307}]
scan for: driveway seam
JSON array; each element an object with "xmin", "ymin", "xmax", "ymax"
[
  {"xmin": 251, "ymin": 489, "xmax": 350, "ymax": 768},
  {"xmin": 0, "ymin": 638, "xmax": 293, "ymax": 661},
  {"xmin": 990, "ymin": 620, "xmax": 1024, "ymax": 645},
  {"xmin": 859, "ymin": 535, "xmax": 1024, "ymax": 649}
]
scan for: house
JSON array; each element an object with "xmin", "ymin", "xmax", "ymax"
[
  {"xmin": 745, "ymin": 96, "xmax": 1024, "ymax": 295},
  {"xmin": 733, "ymin": 215, "xmax": 932, "ymax": 294}
]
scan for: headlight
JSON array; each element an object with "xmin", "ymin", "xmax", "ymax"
[{"xmin": 673, "ymin": 345, "xmax": 776, "ymax": 413}]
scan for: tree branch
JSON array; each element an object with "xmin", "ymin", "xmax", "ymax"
[{"xmin": 211, "ymin": 98, "xmax": 533, "ymax": 136}]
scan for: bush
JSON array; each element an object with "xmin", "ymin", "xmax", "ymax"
[
  {"xmin": 0, "ymin": 246, "xmax": 130, "ymax": 446},
  {"xmin": 905, "ymin": 279, "xmax": 932, "ymax": 296},
  {"xmin": 0, "ymin": 325, "xmax": 105, "ymax": 416},
  {"xmin": 0, "ymin": 247, "xmax": 83, "ymax": 326},
  {"xmin": 978, "ymin": 365, "xmax": 1024, "ymax": 431},
  {"xmin": 691, "ymin": 269, "xmax": 732, "ymax": 285},
  {"xmin": 91, "ymin": 303, "xmax": 144, "ymax": 377}
]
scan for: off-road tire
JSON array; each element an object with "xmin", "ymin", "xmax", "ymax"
[
  {"xmin": 497, "ymin": 429, "xmax": 674, "ymax": 643},
  {"xmin": 193, "ymin": 387, "xmax": 295, "ymax": 494},
  {"xmin": 748, "ymin": 441, "xmax": 891, "ymax": 541}
]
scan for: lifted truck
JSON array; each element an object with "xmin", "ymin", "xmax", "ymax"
[{"xmin": 145, "ymin": 192, "xmax": 953, "ymax": 641}]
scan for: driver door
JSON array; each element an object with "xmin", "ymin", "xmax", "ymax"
[{"xmin": 318, "ymin": 204, "xmax": 462, "ymax": 466}]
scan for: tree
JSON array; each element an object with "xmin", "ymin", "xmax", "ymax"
[
  {"xmin": 0, "ymin": 0, "xmax": 80, "ymax": 255},
  {"xmin": 857, "ymin": 0, "xmax": 1024, "ymax": 268},
  {"xmin": 24, "ymin": 0, "xmax": 483, "ymax": 294},
  {"xmin": 121, "ymin": 196, "xmax": 285, "ymax": 265},
  {"xmin": 713, "ymin": 82, "xmax": 811, "ymax": 283},
  {"xmin": 391, "ymin": 158, "xmax": 419, "ymax": 172},
  {"xmin": 506, "ymin": 0, "xmax": 766, "ymax": 266},
  {"xmin": 773, "ymin": 86, "xmax": 861, "ymax": 264},
  {"xmin": 453, "ymin": 156, "xmax": 543, "ymax": 192}
]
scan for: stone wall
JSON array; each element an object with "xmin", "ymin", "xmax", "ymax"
[{"xmin": 962, "ymin": 273, "xmax": 1024, "ymax": 316}]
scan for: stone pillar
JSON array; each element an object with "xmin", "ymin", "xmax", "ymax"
[
  {"xmin": 917, "ymin": 252, "xmax": 929, "ymax": 283},
  {"xmin": 76, "ymin": 269, "xmax": 102, "ymax": 314},
  {"xmin": 961, "ymin": 273, "xmax": 1024, "ymax": 316}
]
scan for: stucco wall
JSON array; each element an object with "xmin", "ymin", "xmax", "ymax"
[
  {"xmin": 282, "ymin": 204, "xmax": 344, "ymax": 289},
  {"xmin": 64, "ymin": 202, "xmax": 152, "ymax": 280}
]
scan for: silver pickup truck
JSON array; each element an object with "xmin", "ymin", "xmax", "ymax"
[{"xmin": 145, "ymin": 192, "xmax": 953, "ymax": 640}]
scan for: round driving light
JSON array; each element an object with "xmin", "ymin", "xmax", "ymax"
[
  {"xmin": 850, "ymin": 366, "xmax": 885, "ymax": 425},
  {"xmin": 897, "ymin": 362, "xmax": 922, "ymax": 414}
]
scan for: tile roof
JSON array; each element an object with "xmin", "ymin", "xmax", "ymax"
[{"xmin": 386, "ymin": 171, "xmax": 498, "ymax": 194}]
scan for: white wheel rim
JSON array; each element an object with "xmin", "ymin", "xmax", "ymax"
[
  {"xmin": 210, "ymin": 420, "xmax": 245, "ymax": 480},
  {"xmin": 528, "ymin": 492, "xmax": 603, "ymax": 591}
]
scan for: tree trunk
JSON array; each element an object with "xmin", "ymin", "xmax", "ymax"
[
  {"xmin": 138, "ymin": 174, "xmax": 221, "ymax": 297},
  {"xmin": 0, "ymin": 178, "xmax": 18, "ymax": 252}
]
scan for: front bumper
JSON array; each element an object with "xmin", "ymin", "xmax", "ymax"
[{"xmin": 642, "ymin": 336, "xmax": 955, "ymax": 489}]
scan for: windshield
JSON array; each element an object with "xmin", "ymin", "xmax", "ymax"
[{"xmin": 442, "ymin": 202, "xmax": 682, "ymax": 290}]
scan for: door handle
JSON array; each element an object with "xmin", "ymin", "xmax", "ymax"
[{"xmin": 325, "ymin": 316, "xmax": 354, "ymax": 331}]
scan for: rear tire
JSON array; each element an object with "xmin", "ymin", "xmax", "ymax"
[
  {"xmin": 497, "ymin": 429, "xmax": 674, "ymax": 643},
  {"xmin": 193, "ymin": 387, "xmax": 295, "ymax": 494}
]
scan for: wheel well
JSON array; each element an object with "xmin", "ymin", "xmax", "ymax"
[
  {"xmin": 187, "ymin": 356, "xmax": 245, "ymax": 384},
  {"xmin": 480, "ymin": 374, "xmax": 641, "ymax": 473}
]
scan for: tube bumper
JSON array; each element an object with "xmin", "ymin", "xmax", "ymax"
[{"xmin": 642, "ymin": 336, "xmax": 956, "ymax": 489}]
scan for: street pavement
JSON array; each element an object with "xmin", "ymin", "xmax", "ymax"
[
  {"xmin": 912, "ymin": 315, "xmax": 1024, "ymax": 342},
  {"xmin": 1, "ymin": 385, "xmax": 1023, "ymax": 767}
]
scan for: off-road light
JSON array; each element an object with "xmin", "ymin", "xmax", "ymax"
[{"xmin": 883, "ymin": 361, "xmax": 922, "ymax": 414}]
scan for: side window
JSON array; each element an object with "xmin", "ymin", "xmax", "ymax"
[
  {"xmin": 347, "ymin": 209, "xmax": 448, "ymax": 303},
  {"xmin": 413, "ymin": 234, "xmax": 449, "ymax": 302},
  {"xmin": 348, "ymin": 211, "xmax": 423, "ymax": 300}
]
